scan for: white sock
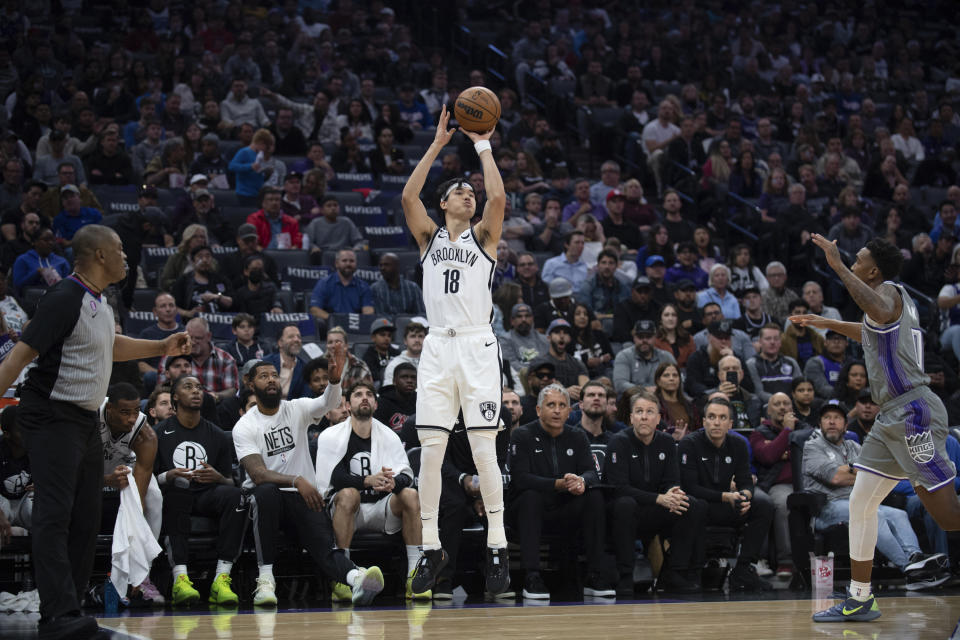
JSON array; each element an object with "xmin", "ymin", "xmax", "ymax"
[
  {"xmin": 347, "ymin": 568, "xmax": 361, "ymax": 588},
  {"xmin": 850, "ymin": 579, "xmax": 872, "ymax": 602},
  {"xmin": 417, "ymin": 430, "xmax": 450, "ymax": 549},
  {"xmin": 259, "ymin": 564, "xmax": 274, "ymax": 581},
  {"xmin": 172, "ymin": 564, "xmax": 188, "ymax": 580},
  {"xmin": 467, "ymin": 431, "xmax": 507, "ymax": 548},
  {"xmin": 406, "ymin": 545, "xmax": 421, "ymax": 576},
  {"xmin": 216, "ymin": 560, "xmax": 233, "ymax": 577}
]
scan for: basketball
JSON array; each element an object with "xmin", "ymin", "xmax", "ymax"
[{"xmin": 454, "ymin": 86, "xmax": 501, "ymax": 133}]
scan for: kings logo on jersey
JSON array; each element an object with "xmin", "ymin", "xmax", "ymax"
[
  {"xmin": 479, "ymin": 401, "xmax": 497, "ymax": 422},
  {"xmin": 905, "ymin": 431, "xmax": 935, "ymax": 464}
]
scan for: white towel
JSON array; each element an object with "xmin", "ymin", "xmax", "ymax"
[
  {"xmin": 111, "ymin": 473, "xmax": 162, "ymax": 596},
  {"xmin": 0, "ymin": 589, "xmax": 39, "ymax": 612},
  {"xmin": 315, "ymin": 417, "xmax": 413, "ymax": 501}
]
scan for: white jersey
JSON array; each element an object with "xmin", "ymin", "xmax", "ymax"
[
  {"xmin": 420, "ymin": 226, "xmax": 496, "ymax": 328},
  {"xmin": 99, "ymin": 398, "xmax": 149, "ymax": 473}
]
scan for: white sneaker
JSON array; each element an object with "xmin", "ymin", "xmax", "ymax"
[
  {"xmin": 351, "ymin": 566, "xmax": 384, "ymax": 605},
  {"xmin": 137, "ymin": 577, "xmax": 165, "ymax": 605},
  {"xmin": 753, "ymin": 560, "xmax": 773, "ymax": 577},
  {"xmin": 253, "ymin": 575, "xmax": 278, "ymax": 606}
]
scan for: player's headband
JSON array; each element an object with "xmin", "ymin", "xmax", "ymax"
[{"xmin": 441, "ymin": 181, "xmax": 474, "ymax": 201}]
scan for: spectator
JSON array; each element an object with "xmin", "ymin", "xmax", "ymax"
[
  {"xmin": 371, "ymin": 252, "xmax": 424, "ymax": 316},
  {"xmin": 270, "ymin": 107, "xmax": 307, "ymax": 156},
  {"xmin": 827, "ymin": 208, "xmax": 875, "ymax": 259},
  {"xmin": 34, "ymin": 132, "xmax": 86, "ymax": 187},
  {"xmin": 679, "ymin": 397, "xmax": 774, "ymax": 591},
  {"xmin": 762, "ymin": 261, "xmax": 801, "ymax": 321},
  {"xmin": 685, "ymin": 320, "xmax": 736, "ymax": 397},
  {"xmin": 136, "ymin": 292, "xmax": 183, "ymax": 388},
  {"xmin": 219, "ymin": 224, "xmax": 279, "ymax": 289},
  {"xmin": 532, "ymin": 277, "xmax": 573, "ymax": 332},
  {"xmin": 800, "ymin": 281, "xmax": 842, "ymax": 336},
  {"xmin": 259, "ymin": 89, "xmax": 340, "ymax": 146},
  {"xmin": 219, "ymin": 78, "xmax": 269, "ymax": 129},
  {"xmin": 309, "ymin": 249, "xmax": 375, "ymax": 322},
  {"xmin": 395, "ymin": 83, "xmax": 432, "ymax": 131},
  {"xmin": 230, "ymin": 254, "xmax": 284, "ymax": 316},
  {"xmin": 85, "ymin": 130, "xmax": 134, "ymax": 186},
  {"xmin": 576, "ymin": 249, "xmax": 629, "ymax": 318},
  {"xmin": 280, "ymin": 172, "xmax": 321, "ymax": 227},
  {"xmin": 131, "ymin": 120, "xmax": 165, "ymax": 177},
  {"xmin": 601, "ymin": 189, "xmax": 641, "ymax": 250},
  {"xmin": 833, "ymin": 361, "xmax": 870, "ymax": 416},
  {"xmin": 0, "ymin": 273, "xmax": 27, "ymax": 336},
  {"xmin": 515, "ymin": 252, "xmax": 550, "ymax": 310},
  {"xmin": 158, "ymin": 317, "xmax": 238, "ymax": 402},
  {"xmin": 803, "ymin": 330, "xmax": 852, "ymax": 399},
  {"xmin": 733, "ymin": 286, "xmax": 778, "ymax": 340},
  {"xmin": 171, "ymin": 245, "xmax": 233, "ymax": 319},
  {"xmin": 696, "ymin": 264, "xmax": 741, "ymax": 320},
  {"xmin": 654, "ymin": 303, "xmax": 696, "ymax": 369},
  {"xmin": 781, "ymin": 300, "xmax": 825, "ymax": 367},
  {"xmin": 0, "ymin": 159, "xmax": 23, "ymax": 213},
  {"xmin": 802, "ymin": 403, "xmax": 949, "ymax": 590},
  {"xmin": 664, "ymin": 242, "xmax": 708, "ymax": 291},
  {"xmin": 247, "ymin": 187, "xmax": 302, "ymax": 250},
  {"xmin": 229, "ymin": 129, "xmax": 274, "ymax": 201},
  {"xmin": 291, "ymin": 141, "xmax": 337, "ymax": 178},
  {"xmin": 382, "ymin": 322, "xmax": 426, "ymax": 387},
  {"xmin": 507, "ymin": 383, "xmax": 610, "ymax": 600},
  {"xmin": 589, "ymin": 161, "xmax": 621, "ymax": 208},
  {"xmin": 654, "ymin": 362, "xmax": 700, "ymax": 436},
  {"xmin": 264, "ymin": 325, "xmax": 309, "ymax": 400},
  {"xmin": 749, "ymin": 392, "xmax": 801, "ymax": 578},
  {"xmin": 175, "ymin": 189, "xmax": 232, "ymax": 246},
  {"xmin": 159, "ymin": 224, "xmax": 209, "ymax": 293},
  {"xmin": 0, "ymin": 207, "xmax": 42, "ymax": 274},
  {"xmin": 225, "ymin": 313, "xmax": 266, "ymax": 368},
  {"xmin": 324, "ymin": 328, "xmax": 375, "ymax": 392},
  {"xmin": 37, "ymin": 163, "xmax": 102, "ymax": 221},
  {"xmin": 746, "ymin": 324, "xmax": 803, "ymax": 403},
  {"xmin": 607, "ymin": 389, "xmax": 706, "ymax": 595},
  {"xmin": 566, "ymin": 303, "xmax": 614, "ymax": 379},
  {"xmin": 642, "ymin": 101, "xmax": 681, "ymax": 192},
  {"xmin": 189, "ymin": 133, "xmax": 231, "ymax": 190},
  {"xmin": 846, "ymin": 390, "xmax": 879, "ymax": 444},
  {"xmin": 691, "ymin": 303, "xmax": 756, "ymax": 364},
  {"xmin": 644, "ymin": 255, "xmax": 670, "ymax": 305},
  {"xmin": 500, "ymin": 302, "xmax": 549, "ymax": 371},
  {"xmin": 0, "ymin": 405, "xmax": 32, "ymax": 535},
  {"xmin": 670, "ymin": 279, "xmax": 703, "ymax": 334},
  {"xmin": 611, "ymin": 276, "xmax": 663, "ymax": 343},
  {"xmin": 305, "ymin": 196, "xmax": 364, "ymax": 255},
  {"xmin": 529, "ymin": 319, "xmax": 588, "ymax": 402},
  {"xmin": 727, "ymin": 244, "xmax": 770, "ymax": 296},
  {"xmin": 362, "ymin": 318, "xmax": 401, "ymax": 388},
  {"xmin": 12, "ymin": 227, "xmax": 69, "ymax": 295},
  {"xmin": 561, "ymin": 179, "xmax": 605, "ymax": 224},
  {"xmin": 331, "ymin": 131, "xmax": 371, "ymax": 174},
  {"xmin": 52, "ymin": 184, "xmax": 103, "ymax": 252},
  {"xmin": 613, "ymin": 319, "xmax": 676, "ymax": 394},
  {"xmin": 142, "ymin": 137, "xmax": 188, "ymax": 188}
]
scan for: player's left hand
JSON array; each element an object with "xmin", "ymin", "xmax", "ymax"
[
  {"xmin": 462, "ymin": 127, "xmax": 494, "ymax": 143},
  {"xmin": 811, "ymin": 233, "xmax": 844, "ymax": 271},
  {"xmin": 162, "ymin": 332, "xmax": 191, "ymax": 356},
  {"xmin": 327, "ymin": 343, "xmax": 347, "ymax": 384},
  {"xmin": 192, "ymin": 462, "xmax": 223, "ymax": 484},
  {"xmin": 432, "ymin": 104, "xmax": 457, "ymax": 148}
]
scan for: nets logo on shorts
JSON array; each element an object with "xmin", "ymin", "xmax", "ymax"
[
  {"xmin": 479, "ymin": 401, "xmax": 497, "ymax": 421},
  {"xmin": 905, "ymin": 431, "xmax": 935, "ymax": 464}
]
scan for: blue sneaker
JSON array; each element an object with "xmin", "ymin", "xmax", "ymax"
[{"xmin": 813, "ymin": 594, "xmax": 881, "ymax": 622}]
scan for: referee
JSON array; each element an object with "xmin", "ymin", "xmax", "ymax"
[{"xmin": 0, "ymin": 224, "xmax": 189, "ymax": 640}]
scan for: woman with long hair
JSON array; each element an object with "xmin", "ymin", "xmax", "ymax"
[
  {"xmin": 635, "ymin": 223, "xmax": 675, "ymax": 270},
  {"xmin": 693, "ymin": 226, "xmax": 722, "ymax": 273},
  {"xmin": 833, "ymin": 360, "xmax": 869, "ymax": 416},
  {"xmin": 727, "ymin": 243, "xmax": 769, "ymax": 296},
  {"xmin": 876, "ymin": 205, "xmax": 911, "ymax": 254},
  {"xmin": 729, "ymin": 149, "xmax": 763, "ymax": 198},
  {"xmin": 566, "ymin": 302, "xmax": 614, "ymax": 378},
  {"xmin": 653, "ymin": 304, "xmax": 694, "ymax": 368},
  {"xmin": 757, "ymin": 167, "xmax": 790, "ymax": 228},
  {"xmin": 336, "ymin": 98, "xmax": 374, "ymax": 142},
  {"xmin": 653, "ymin": 362, "xmax": 700, "ymax": 440},
  {"xmin": 791, "ymin": 377, "xmax": 821, "ymax": 428},
  {"xmin": 701, "ymin": 139, "xmax": 733, "ymax": 189},
  {"xmin": 367, "ymin": 126, "xmax": 406, "ymax": 177},
  {"xmin": 516, "ymin": 151, "xmax": 549, "ymax": 193},
  {"xmin": 160, "ymin": 224, "xmax": 209, "ymax": 292}
]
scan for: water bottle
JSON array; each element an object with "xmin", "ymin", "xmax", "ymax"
[{"xmin": 104, "ymin": 578, "xmax": 119, "ymax": 614}]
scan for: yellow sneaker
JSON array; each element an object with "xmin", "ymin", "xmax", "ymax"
[
  {"xmin": 172, "ymin": 574, "xmax": 200, "ymax": 606},
  {"xmin": 330, "ymin": 581, "xmax": 353, "ymax": 602},
  {"xmin": 406, "ymin": 570, "xmax": 432, "ymax": 600}
]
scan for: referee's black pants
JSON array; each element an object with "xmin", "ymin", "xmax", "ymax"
[
  {"xmin": 508, "ymin": 488, "xmax": 605, "ymax": 571},
  {"xmin": 249, "ymin": 483, "xmax": 355, "ymax": 583},
  {"xmin": 162, "ymin": 484, "xmax": 248, "ymax": 566},
  {"xmin": 609, "ymin": 495, "xmax": 707, "ymax": 577},
  {"xmin": 19, "ymin": 397, "xmax": 102, "ymax": 621}
]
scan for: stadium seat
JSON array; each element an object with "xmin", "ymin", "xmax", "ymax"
[
  {"xmin": 333, "ymin": 172, "xmax": 375, "ymax": 190},
  {"xmin": 327, "ymin": 191, "xmax": 367, "ymax": 210},
  {"xmin": 221, "ymin": 206, "xmax": 254, "ymax": 230},
  {"xmin": 274, "ymin": 288, "xmax": 296, "ymax": 312},
  {"xmin": 281, "ymin": 264, "xmax": 331, "ymax": 291},
  {"xmin": 260, "ymin": 311, "xmax": 317, "ymax": 340},
  {"xmin": 199, "ymin": 311, "xmax": 238, "ymax": 340},
  {"xmin": 352, "ymin": 266, "xmax": 383, "ymax": 284},
  {"xmin": 122, "ymin": 310, "xmax": 157, "ymax": 336},
  {"xmin": 364, "ymin": 225, "xmax": 409, "ymax": 250},
  {"xmin": 328, "ymin": 313, "xmax": 377, "ymax": 335},
  {"xmin": 132, "ymin": 287, "xmax": 159, "ymax": 311},
  {"xmin": 208, "ymin": 189, "xmax": 240, "ymax": 208},
  {"xmin": 341, "ymin": 202, "xmax": 389, "ymax": 226},
  {"xmin": 140, "ymin": 246, "xmax": 177, "ymax": 287},
  {"xmin": 263, "ymin": 250, "xmax": 310, "ymax": 273},
  {"xmin": 320, "ymin": 249, "xmax": 371, "ymax": 267}
]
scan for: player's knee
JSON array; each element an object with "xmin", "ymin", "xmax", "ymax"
[
  {"xmin": 335, "ymin": 488, "xmax": 361, "ymax": 512},
  {"xmin": 398, "ymin": 487, "xmax": 420, "ymax": 512},
  {"xmin": 418, "ymin": 429, "xmax": 449, "ymax": 449}
]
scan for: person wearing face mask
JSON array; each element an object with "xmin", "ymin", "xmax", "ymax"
[{"xmin": 229, "ymin": 255, "xmax": 284, "ymax": 316}]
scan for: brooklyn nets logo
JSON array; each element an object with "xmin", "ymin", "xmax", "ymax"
[
  {"xmin": 905, "ymin": 431, "xmax": 935, "ymax": 464},
  {"xmin": 479, "ymin": 401, "xmax": 497, "ymax": 422}
]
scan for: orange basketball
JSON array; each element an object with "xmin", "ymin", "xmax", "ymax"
[{"xmin": 454, "ymin": 86, "xmax": 501, "ymax": 133}]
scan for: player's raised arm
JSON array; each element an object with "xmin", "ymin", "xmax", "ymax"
[
  {"xmin": 401, "ymin": 106, "xmax": 454, "ymax": 250},
  {"xmin": 466, "ymin": 128, "xmax": 505, "ymax": 252},
  {"xmin": 811, "ymin": 234, "xmax": 901, "ymax": 325},
  {"xmin": 789, "ymin": 315, "xmax": 863, "ymax": 342}
]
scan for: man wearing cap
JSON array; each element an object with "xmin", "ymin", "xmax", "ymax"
[
  {"xmin": 189, "ymin": 133, "xmax": 230, "ymax": 190},
  {"xmin": 501, "ymin": 303, "xmax": 550, "ymax": 369},
  {"xmin": 644, "ymin": 255, "xmax": 671, "ymax": 305},
  {"xmin": 85, "ymin": 129, "xmax": 134, "ymax": 186},
  {"xmin": 803, "ymin": 403, "xmax": 950, "ymax": 590},
  {"xmin": 280, "ymin": 171, "xmax": 321, "ymax": 225},
  {"xmin": 541, "ymin": 230, "xmax": 588, "ymax": 289},
  {"xmin": 670, "ymin": 278, "xmax": 703, "ymax": 333},
  {"xmin": 38, "ymin": 163, "xmax": 101, "ymax": 220},
  {"xmin": 692, "ymin": 303, "xmax": 757, "ymax": 363},
  {"xmin": 529, "ymin": 319, "xmax": 588, "ymax": 401},
  {"xmin": 218, "ymin": 223, "xmax": 279, "ymax": 287},
  {"xmin": 534, "ymin": 277, "xmax": 574, "ymax": 332},
  {"xmin": 172, "ymin": 245, "xmax": 234, "ymax": 319},
  {"xmin": 611, "ymin": 276, "xmax": 662, "ymax": 343},
  {"xmin": 613, "ymin": 319, "xmax": 676, "ymax": 393},
  {"xmin": 803, "ymin": 329, "xmax": 851, "ymax": 398},
  {"xmin": 305, "ymin": 196, "xmax": 364, "ymax": 255},
  {"xmin": 362, "ymin": 318, "xmax": 401, "ymax": 387},
  {"xmin": 518, "ymin": 361, "xmax": 556, "ymax": 424},
  {"xmin": 601, "ymin": 189, "xmax": 641, "ymax": 249},
  {"xmin": 733, "ymin": 286, "xmax": 779, "ymax": 339},
  {"xmin": 685, "ymin": 322, "xmax": 753, "ymax": 402},
  {"xmin": 175, "ymin": 188, "xmax": 231, "ymax": 246},
  {"xmin": 664, "ymin": 241, "xmax": 708, "ymax": 291},
  {"xmin": 745, "ymin": 324, "xmax": 802, "ymax": 403},
  {"xmin": 396, "ymin": 83, "xmax": 433, "ymax": 131},
  {"xmin": 371, "ymin": 252, "xmax": 425, "ymax": 316},
  {"xmin": 52, "ymin": 184, "xmax": 102, "ymax": 247},
  {"xmin": 846, "ymin": 390, "xmax": 879, "ymax": 443},
  {"xmin": 576, "ymin": 249, "xmax": 629, "ymax": 318},
  {"xmin": 382, "ymin": 322, "xmax": 426, "ymax": 388}
]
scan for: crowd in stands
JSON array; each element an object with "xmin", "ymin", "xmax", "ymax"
[{"xmin": 2, "ymin": 0, "xmax": 960, "ymax": 604}]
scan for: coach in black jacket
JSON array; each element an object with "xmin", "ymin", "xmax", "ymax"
[
  {"xmin": 507, "ymin": 383, "xmax": 610, "ymax": 599},
  {"xmin": 606, "ymin": 390, "xmax": 706, "ymax": 596},
  {"xmin": 678, "ymin": 397, "xmax": 774, "ymax": 591}
]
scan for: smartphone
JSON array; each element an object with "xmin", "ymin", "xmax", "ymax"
[{"xmin": 725, "ymin": 371, "xmax": 738, "ymax": 385}]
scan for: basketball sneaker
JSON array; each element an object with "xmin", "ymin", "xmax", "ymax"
[
  {"xmin": 728, "ymin": 562, "xmax": 773, "ymax": 592},
  {"xmin": 522, "ymin": 572, "xmax": 549, "ymax": 600},
  {"xmin": 253, "ymin": 575, "xmax": 278, "ymax": 607},
  {"xmin": 411, "ymin": 549, "xmax": 448, "ymax": 593},
  {"xmin": 172, "ymin": 574, "xmax": 200, "ymax": 606},
  {"xmin": 351, "ymin": 566, "xmax": 385, "ymax": 605},
  {"xmin": 905, "ymin": 552, "xmax": 947, "ymax": 573},
  {"xmin": 209, "ymin": 573, "xmax": 239, "ymax": 606},
  {"xmin": 330, "ymin": 581, "xmax": 353, "ymax": 602},
  {"xmin": 485, "ymin": 547, "xmax": 511, "ymax": 595},
  {"xmin": 406, "ymin": 569, "xmax": 433, "ymax": 600},
  {"xmin": 813, "ymin": 593, "xmax": 881, "ymax": 622},
  {"xmin": 432, "ymin": 578, "xmax": 454, "ymax": 601},
  {"xmin": 583, "ymin": 571, "xmax": 616, "ymax": 597}
]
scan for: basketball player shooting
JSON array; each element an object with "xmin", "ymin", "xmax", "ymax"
[
  {"xmin": 400, "ymin": 104, "xmax": 510, "ymax": 596},
  {"xmin": 790, "ymin": 235, "xmax": 960, "ymax": 622}
]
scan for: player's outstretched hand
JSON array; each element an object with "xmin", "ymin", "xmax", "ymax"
[
  {"xmin": 789, "ymin": 314, "xmax": 830, "ymax": 329},
  {"xmin": 432, "ymin": 104, "xmax": 457, "ymax": 148},
  {"xmin": 163, "ymin": 332, "xmax": 191, "ymax": 356},
  {"xmin": 461, "ymin": 127, "xmax": 495, "ymax": 143},
  {"xmin": 811, "ymin": 233, "xmax": 844, "ymax": 271},
  {"xmin": 327, "ymin": 343, "xmax": 347, "ymax": 385}
]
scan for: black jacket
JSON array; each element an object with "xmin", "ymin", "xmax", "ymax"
[
  {"xmin": 678, "ymin": 429, "xmax": 754, "ymax": 504},
  {"xmin": 508, "ymin": 420, "xmax": 598, "ymax": 499},
  {"xmin": 373, "ymin": 385, "xmax": 416, "ymax": 433},
  {"xmin": 606, "ymin": 429, "xmax": 680, "ymax": 505}
]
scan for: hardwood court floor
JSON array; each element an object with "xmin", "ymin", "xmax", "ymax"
[{"xmin": 88, "ymin": 594, "xmax": 960, "ymax": 640}]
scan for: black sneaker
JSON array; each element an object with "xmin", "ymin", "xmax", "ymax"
[
  {"xmin": 411, "ymin": 549, "xmax": 448, "ymax": 594},
  {"xmin": 905, "ymin": 567, "xmax": 951, "ymax": 591},
  {"xmin": 905, "ymin": 552, "xmax": 946, "ymax": 573},
  {"xmin": 729, "ymin": 562, "xmax": 773, "ymax": 592},
  {"xmin": 657, "ymin": 568, "xmax": 700, "ymax": 594},
  {"xmin": 583, "ymin": 571, "xmax": 616, "ymax": 597},
  {"xmin": 38, "ymin": 614, "xmax": 99, "ymax": 640},
  {"xmin": 485, "ymin": 547, "xmax": 511, "ymax": 596},
  {"xmin": 432, "ymin": 578, "xmax": 454, "ymax": 601},
  {"xmin": 522, "ymin": 572, "xmax": 550, "ymax": 600},
  {"xmin": 615, "ymin": 574, "xmax": 634, "ymax": 599}
]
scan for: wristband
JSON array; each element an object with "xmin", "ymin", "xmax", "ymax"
[
  {"xmin": 292, "ymin": 475, "xmax": 301, "ymax": 489},
  {"xmin": 474, "ymin": 140, "xmax": 492, "ymax": 155},
  {"xmin": 158, "ymin": 471, "xmax": 168, "ymax": 485}
]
